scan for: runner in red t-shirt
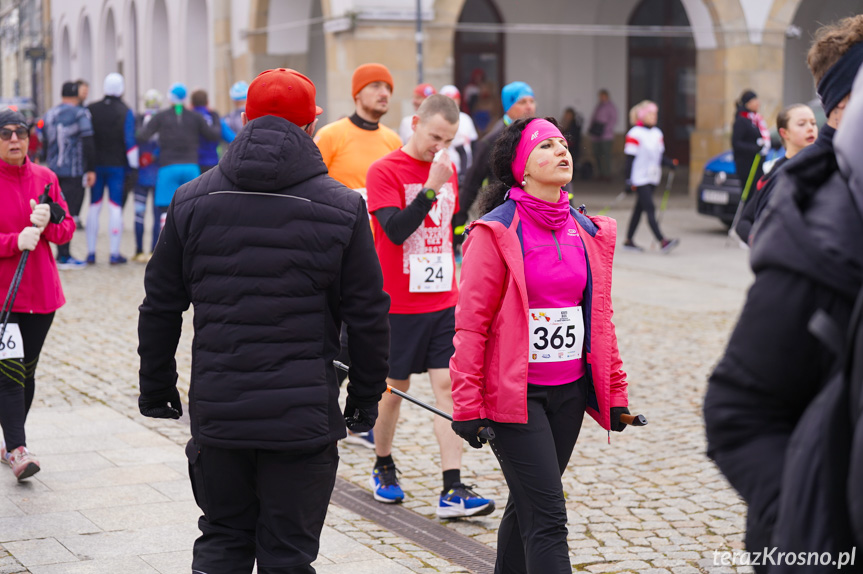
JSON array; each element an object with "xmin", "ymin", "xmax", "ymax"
[{"xmin": 365, "ymin": 95, "xmax": 495, "ymax": 518}]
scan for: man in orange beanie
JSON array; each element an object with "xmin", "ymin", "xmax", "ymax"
[
  {"xmin": 314, "ymin": 63, "xmax": 401, "ymax": 192},
  {"xmin": 138, "ymin": 68, "xmax": 390, "ymax": 573},
  {"xmin": 314, "ymin": 63, "xmax": 403, "ymax": 448}
]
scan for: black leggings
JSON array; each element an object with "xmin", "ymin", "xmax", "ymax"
[
  {"xmin": 0, "ymin": 312, "xmax": 54, "ymax": 450},
  {"xmin": 626, "ymin": 184, "xmax": 664, "ymax": 242},
  {"xmin": 57, "ymin": 176, "xmax": 85, "ymax": 259},
  {"xmin": 489, "ymin": 378, "xmax": 587, "ymax": 574}
]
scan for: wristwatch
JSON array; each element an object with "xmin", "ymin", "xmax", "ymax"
[{"xmin": 423, "ymin": 188, "xmax": 437, "ymax": 201}]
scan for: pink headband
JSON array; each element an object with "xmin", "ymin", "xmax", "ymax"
[
  {"xmin": 636, "ymin": 102, "xmax": 658, "ymax": 122},
  {"xmin": 512, "ymin": 119, "xmax": 565, "ymax": 186}
]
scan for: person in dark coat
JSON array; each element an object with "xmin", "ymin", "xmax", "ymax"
[
  {"xmin": 86, "ymin": 73, "xmax": 136, "ymax": 264},
  {"xmin": 454, "ymin": 81, "xmax": 536, "ymax": 244},
  {"xmin": 704, "ymin": 16, "xmax": 863, "ymax": 571},
  {"xmin": 731, "ymin": 89, "xmax": 770, "ymax": 197},
  {"xmin": 733, "ymin": 103, "xmax": 818, "ymax": 245},
  {"xmin": 136, "ymin": 68, "xmax": 391, "ymax": 574}
]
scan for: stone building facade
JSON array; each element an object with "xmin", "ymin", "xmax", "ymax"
[{"xmin": 46, "ymin": 0, "xmax": 861, "ymax": 192}]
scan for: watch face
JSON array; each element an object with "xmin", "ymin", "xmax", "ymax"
[{"xmin": 425, "ymin": 189, "xmax": 436, "ymax": 199}]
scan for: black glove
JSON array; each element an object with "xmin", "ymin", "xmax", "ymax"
[
  {"xmin": 451, "ymin": 418, "xmax": 490, "ymax": 449},
  {"xmin": 624, "ymin": 181, "xmax": 634, "ymax": 194},
  {"xmin": 344, "ymin": 395, "xmax": 378, "ymax": 433},
  {"xmin": 610, "ymin": 406, "xmax": 630, "ymax": 432},
  {"xmin": 139, "ymin": 387, "xmax": 183, "ymax": 419}
]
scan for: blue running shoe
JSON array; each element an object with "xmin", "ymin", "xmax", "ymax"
[
  {"xmin": 436, "ymin": 482, "xmax": 495, "ymax": 518},
  {"xmin": 369, "ymin": 464, "xmax": 404, "ymax": 503},
  {"xmin": 86, "ymin": 253, "xmax": 96, "ymax": 265},
  {"xmin": 56, "ymin": 255, "xmax": 88, "ymax": 270},
  {"xmin": 109, "ymin": 254, "xmax": 128, "ymax": 265}
]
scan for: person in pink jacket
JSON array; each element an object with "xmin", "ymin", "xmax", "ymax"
[
  {"xmin": 0, "ymin": 109, "xmax": 75, "ymax": 481},
  {"xmin": 450, "ymin": 117, "xmax": 631, "ymax": 573}
]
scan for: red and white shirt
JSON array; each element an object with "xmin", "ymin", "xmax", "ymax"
[
  {"xmin": 367, "ymin": 149, "xmax": 459, "ymax": 314},
  {"xmin": 624, "ymin": 125, "xmax": 665, "ymax": 186}
]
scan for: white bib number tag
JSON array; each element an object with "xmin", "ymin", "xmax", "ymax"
[
  {"xmin": 0, "ymin": 323, "xmax": 24, "ymax": 360},
  {"xmin": 409, "ymin": 253, "xmax": 453, "ymax": 293},
  {"xmin": 529, "ymin": 306, "xmax": 584, "ymax": 363}
]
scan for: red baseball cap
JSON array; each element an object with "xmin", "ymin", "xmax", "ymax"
[
  {"xmin": 245, "ymin": 68, "xmax": 323, "ymax": 127},
  {"xmin": 413, "ymin": 83, "xmax": 436, "ymax": 97}
]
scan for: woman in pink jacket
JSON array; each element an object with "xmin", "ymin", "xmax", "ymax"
[
  {"xmin": 0, "ymin": 109, "xmax": 75, "ymax": 481},
  {"xmin": 450, "ymin": 117, "xmax": 631, "ymax": 573}
]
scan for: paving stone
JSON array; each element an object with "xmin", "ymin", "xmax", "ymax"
[
  {"xmin": 0, "ymin": 511, "xmax": 101, "ymax": 542},
  {"xmin": 0, "ymin": 201, "xmax": 759, "ymax": 572}
]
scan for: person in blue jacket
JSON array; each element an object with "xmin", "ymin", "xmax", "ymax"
[
  {"xmin": 132, "ymin": 89, "xmax": 163, "ymax": 262},
  {"xmin": 191, "ymin": 89, "xmax": 232, "ymax": 173}
]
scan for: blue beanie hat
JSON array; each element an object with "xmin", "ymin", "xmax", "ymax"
[
  {"xmin": 501, "ymin": 81, "xmax": 534, "ymax": 113},
  {"xmin": 168, "ymin": 82, "xmax": 187, "ymax": 103},
  {"xmin": 229, "ymin": 81, "xmax": 249, "ymax": 101}
]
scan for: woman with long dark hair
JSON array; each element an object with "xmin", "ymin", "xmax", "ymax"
[{"xmin": 449, "ymin": 116, "xmax": 632, "ymax": 573}]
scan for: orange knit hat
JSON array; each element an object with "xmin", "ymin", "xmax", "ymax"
[{"xmin": 351, "ymin": 63, "xmax": 394, "ymax": 98}]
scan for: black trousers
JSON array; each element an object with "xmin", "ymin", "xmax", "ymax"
[
  {"xmin": 0, "ymin": 312, "xmax": 54, "ymax": 450},
  {"xmin": 489, "ymin": 378, "xmax": 587, "ymax": 574},
  {"xmin": 187, "ymin": 439, "xmax": 339, "ymax": 574},
  {"xmin": 626, "ymin": 184, "xmax": 664, "ymax": 243},
  {"xmin": 57, "ymin": 176, "xmax": 85, "ymax": 258}
]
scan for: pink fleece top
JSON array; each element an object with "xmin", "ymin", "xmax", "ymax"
[{"xmin": 510, "ymin": 187, "xmax": 587, "ymax": 385}]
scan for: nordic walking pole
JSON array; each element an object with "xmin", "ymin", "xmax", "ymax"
[
  {"xmin": 725, "ymin": 155, "xmax": 761, "ymax": 247},
  {"xmin": 656, "ymin": 169, "xmax": 675, "ymax": 226},
  {"xmin": 1, "ymin": 184, "xmax": 52, "ymax": 340},
  {"xmin": 620, "ymin": 413, "xmax": 648, "ymax": 426},
  {"xmin": 333, "ymin": 360, "xmax": 495, "ymax": 441},
  {"xmin": 597, "ymin": 191, "xmax": 627, "ymax": 215}
]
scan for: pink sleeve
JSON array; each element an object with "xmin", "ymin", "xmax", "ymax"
[
  {"xmin": 450, "ymin": 226, "xmax": 507, "ymax": 420},
  {"xmin": 40, "ymin": 174, "xmax": 76, "ymax": 245},
  {"xmin": 605, "ymin": 300, "xmax": 629, "ymax": 408},
  {"xmin": 0, "ymin": 233, "xmax": 19, "ymax": 258}
]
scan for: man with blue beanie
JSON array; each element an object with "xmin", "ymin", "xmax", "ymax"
[
  {"xmin": 222, "ymin": 81, "xmax": 248, "ymax": 137},
  {"xmin": 136, "ymin": 82, "xmax": 221, "ymax": 233},
  {"xmin": 455, "ymin": 80, "xmax": 536, "ymax": 245}
]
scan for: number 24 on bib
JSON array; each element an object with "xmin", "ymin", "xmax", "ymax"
[
  {"xmin": 409, "ymin": 253, "xmax": 454, "ymax": 293},
  {"xmin": 529, "ymin": 307, "xmax": 584, "ymax": 363}
]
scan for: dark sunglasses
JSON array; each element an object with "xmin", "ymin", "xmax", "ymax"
[{"xmin": 0, "ymin": 127, "xmax": 29, "ymax": 141}]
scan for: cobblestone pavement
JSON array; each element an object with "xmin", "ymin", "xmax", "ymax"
[{"xmin": 15, "ymin": 189, "xmax": 757, "ymax": 573}]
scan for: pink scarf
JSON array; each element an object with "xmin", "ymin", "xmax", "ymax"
[
  {"xmin": 509, "ymin": 186, "xmax": 570, "ymax": 230},
  {"xmin": 740, "ymin": 110, "xmax": 770, "ymax": 143}
]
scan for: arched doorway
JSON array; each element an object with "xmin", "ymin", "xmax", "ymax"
[
  {"xmin": 186, "ymin": 0, "xmax": 210, "ymax": 93},
  {"xmin": 783, "ymin": 0, "xmax": 861, "ymax": 108},
  {"xmin": 103, "ymin": 8, "xmax": 118, "ymax": 77},
  {"xmin": 454, "ymin": 0, "xmax": 504, "ymax": 135},
  {"xmin": 79, "ymin": 15, "xmax": 93, "ymax": 90},
  {"xmin": 627, "ymin": 0, "xmax": 695, "ymax": 164},
  {"xmin": 150, "ymin": 0, "xmax": 170, "ymax": 94}
]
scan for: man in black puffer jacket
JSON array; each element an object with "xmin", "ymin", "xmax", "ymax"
[
  {"xmin": 137, "ymin": 68, "xmax": 390, "ymax": 574},
  {"xmin": 704, "ymin": 17, "xmax": 863, "ymax": 572}
]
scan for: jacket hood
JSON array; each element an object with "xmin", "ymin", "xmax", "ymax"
[
  {"xmin": 219, "ymin": 115, "xmax": 328, "ymax": 192},
  {"xmin": 751, "ymin": 125, "xmax": 863, "ymax": 300}
]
